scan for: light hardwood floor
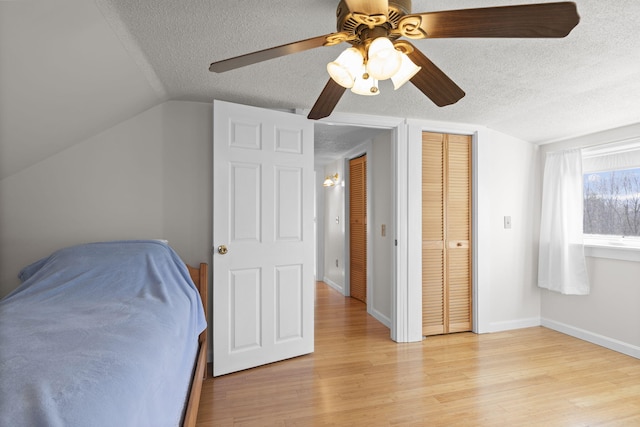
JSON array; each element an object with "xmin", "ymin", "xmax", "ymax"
[{"xmin": 196, "ymin": 282, "xmax": 640, "ymax": 426}]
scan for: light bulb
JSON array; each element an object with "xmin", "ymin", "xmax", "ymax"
[
  {"xmin": 327, "ymin": 47, "xmax": 364, "ymax": 89},
  {"xmin": 391, "ymin": 52, "xmax": 422, "ymax": 90},
  {"xmin": 366, "ymin": 37, "xmax": 402, "ymax": 81},
  {"xmin": 351, "ymin": 68, "xmax": 379, "ymax": 96}
]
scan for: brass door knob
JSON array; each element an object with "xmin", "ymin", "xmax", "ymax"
[{"xmin": 218, "ymin": 245, "xmax": 228, "ymax": 255}]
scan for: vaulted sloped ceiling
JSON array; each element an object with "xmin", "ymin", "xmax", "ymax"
[
  {"xmin": 0, "ymin": 0, "xmax": 166, "ymax": 179},
  {"xmin": 2, "ymin": 0, "xmax": 640, "ymax": 179}
]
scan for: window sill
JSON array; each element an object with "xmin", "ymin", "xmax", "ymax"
[{"xmin": 584, "ymin": 242, "xmax": 640, "ymax": 262}]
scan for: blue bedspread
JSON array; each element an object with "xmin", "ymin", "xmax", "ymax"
[{"xmin": 0, "ymin": 240, "xmax": 206, "ymax": 427}]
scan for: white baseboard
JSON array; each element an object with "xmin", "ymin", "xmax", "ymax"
[
  {"xmin": 487, "ymin": 317, "xmax": 541, "ymax": 333},
  {"xmin": 322, "ymin": 277, "xmax": 343, "ymax": 294},
  {"xmin": 369, "ymin": 307, "xmax": 391, "ymax": 329},
  {"xmin": 542, "ymin": 318, "xmax": 640, "ymax": 360}
]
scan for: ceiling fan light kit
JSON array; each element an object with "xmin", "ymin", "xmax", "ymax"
[
  {"xmin": 351, "ymin": 69, "xmax": 379, "ymax": 96},
  {"xmin": 327, "ymin": 47, "xmax": 364, "ymax": 88},
  {"xmin": 328, "ymin": 36, "xmax": 416, "ymax": 94},
  {"xmin": 366, "ymin": 37, "xmax": 403, "ymax": 80},
  {"xmin": 209, "ymin": 0, "xmax": 580, "ymax": 120},
  {"xmin": 391, "ymin": 51, "xmax": 422, "ymax": 90}
]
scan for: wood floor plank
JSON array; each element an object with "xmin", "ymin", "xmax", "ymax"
[{"xmin": 197, "ymin": 282, "xmax": 640, "ymax": 426}]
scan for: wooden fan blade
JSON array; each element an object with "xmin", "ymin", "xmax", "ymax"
[
  {"xmin": 407, "ymin": 45, "xmax": 465, "ymax": 107},
  {"xmin": 210, "ymin": 33, "xmax": 335, "ymax": 73},
  {"xmin": 307, "ymin": 79, "xmax": 347, "ymax": 120},
  {"xmin": 398, "ymin": 2, "xmax": 579, "ymax": 39},
  {"xmin": 344, "ymin": 0, "xmax": 389, "ymax": 17}
]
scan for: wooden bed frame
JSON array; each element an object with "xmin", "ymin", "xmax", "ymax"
[{"xmin": 183, "ymin": 262, "xmax": 209, "ymax": 427}]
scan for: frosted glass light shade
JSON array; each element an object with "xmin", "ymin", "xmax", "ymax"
[
  {"xmin": 323, "ymin": 173, "xmax": 339, "ymax": 187},
  {"xmin": 391, "ymin": 52, "xmax": 422, "ymax": 90},
  {"xmin": 351, "ymin": 68, "xmax": 379, "ymax": 96},
  {"xmin": 366, "ymin": 37, "xmax": 402, "ymax": 80},
  {"xmin": 327, "ymin": 47, "xmax": 364, "ymax": 89}
]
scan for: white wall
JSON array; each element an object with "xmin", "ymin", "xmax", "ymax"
[
  {"xmin": 159, "ymin": 101, "xmax": 212, "ymax": 266},
  {"xmin": 369, "ymin": 132, "xmax": 393, "ymax": 324},
  {"xmin": 11, "ymin": 98, "xmax": 633, "ymax": 355},
  {"xmin": 314, "ymin": 170, "xmax": 325, "ymax": 281},
  {"xmin": 478, "ymin": 128, "xmax": 542, "ymax": 332},
  {"xmin": 539, "ymin": 123, "xmax": 640, "ymax": 357},
  {"xmin": 542, "ymin": 257, "xmax": 640, "ymax": 355},
  {"xmin": 0, "ymin": 101, "xmax": 212, "ymax": 298},
  {"xmin": 322, "ymin": 159, "xmax": 346, "ymax": 292},
  {"xmin": 407, "ymin": 122, "xmax": 542, "ymax": 335}
]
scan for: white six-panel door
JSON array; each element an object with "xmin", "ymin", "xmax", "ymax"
[{"xmin": 212, "ymin": 100, "xmax": 315, "ymax": 376}]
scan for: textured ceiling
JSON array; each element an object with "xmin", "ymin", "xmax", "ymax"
[
  {"xmin": 314, "ymin": 123, "xmax": 388, "ymax": 166},
  {"xmin": 2, "ymin": 1, "xmax": 640, "ymax": 179},
  {"xmin": 100, "ymin": 0, "xmax": 640, "ymax": 144}
]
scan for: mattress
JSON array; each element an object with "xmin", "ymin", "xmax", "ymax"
[{"xmin": 0, "ymin": 240, "xmax": 206, "ymax": 427}]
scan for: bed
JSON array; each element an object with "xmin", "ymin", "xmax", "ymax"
[{"xmin": 0, "ymin": 240, "xmax": 208, "ymax": 427}]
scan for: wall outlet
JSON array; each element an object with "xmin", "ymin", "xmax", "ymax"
[{"xmin": 504, "ymin": 216, "xmax": 512, "ymax": 229}]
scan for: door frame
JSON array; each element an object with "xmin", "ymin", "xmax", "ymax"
[
  {"xmin": 306, "ymin": 111, "xmax": 486, "ymax": 342},
  {"xmin": 303, "ymin": 110, "xmax": 413, "ymax": 342},
  {"xmin": 407, "ymin": 119, "xmax": 483, "ymax": 336}
]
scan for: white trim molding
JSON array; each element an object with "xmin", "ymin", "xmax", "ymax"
[
  {"xmin": 584, "ymin": 242, "xmax": 640, "ymax": 262},
  {"xmin": 406, "ymin": 120, "xmax": 486, "ymax": 338},
  {"xmin": 322, "ymin": 277, "xmax": 343, "ymax": 294},
  {"xmin": 370, "ymin": 307, "xmax": 392, "ymax": 329},
  {"xmin": 542, "ymin": 318, "xmax": 640, "ymax": 360},
  {"xmin": 488, "ymin": 317, "xmax": 541, "ymax": 333},
  {"xmin": 305, "ymin": 110, "xmax": 412, "ymax": 342}
]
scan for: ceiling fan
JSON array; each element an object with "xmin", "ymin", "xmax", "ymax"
[{"xmin": 209, "ymin": 0, "xmax": 579, "ymax": 120}]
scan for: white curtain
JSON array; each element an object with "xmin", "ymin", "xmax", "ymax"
[{"xmin": 538, "ymin": 148, "xmax": 589, "ymax": 295}]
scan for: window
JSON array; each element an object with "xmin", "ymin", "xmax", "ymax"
[
  {"xmin": 584, "ymin": 167, "xmax": 640, "ymax": 236},
  {"xmin": 582, "ymin": 139, "xmax": 640, "ymax": 255}
]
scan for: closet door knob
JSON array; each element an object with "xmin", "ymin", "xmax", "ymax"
[{"xmin": 218, "ymin": 245, "xmax": 228, "ymax": 255}]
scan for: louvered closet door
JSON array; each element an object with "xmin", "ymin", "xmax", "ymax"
[
  {"xmin": 350, "ymin": 155, "xmax": 367, "ymax": 304},
  {"xmin": 422, "ymin": 132, "xmax": 471, "ymax": 336},
  {"xmin": 446, "ymin": 135, "xmax": 472, "ymax": 333},
  {"xmin": 422, "ymin": 133, "xmax": 445, "ymax": 335}
]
